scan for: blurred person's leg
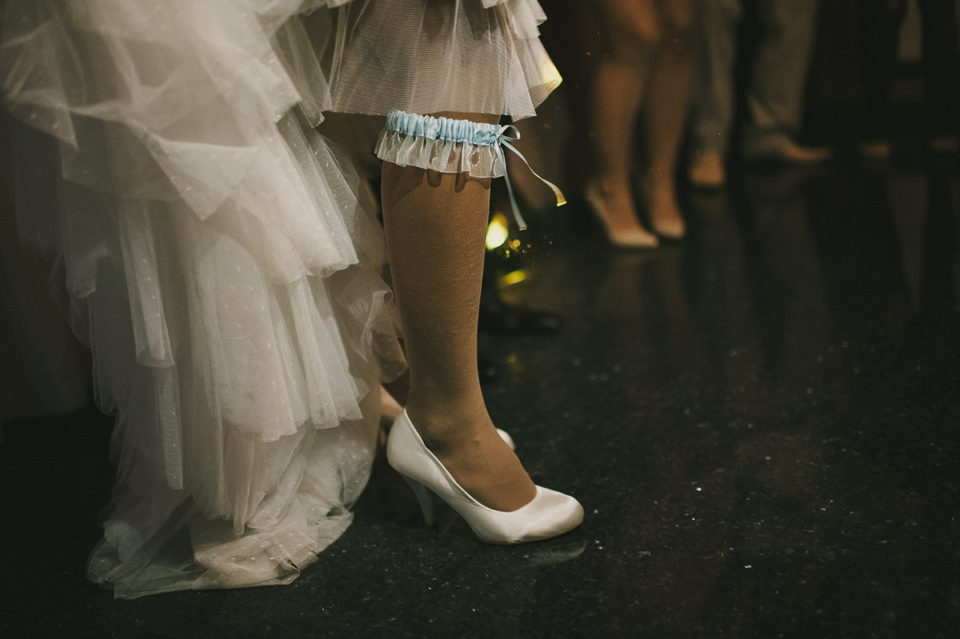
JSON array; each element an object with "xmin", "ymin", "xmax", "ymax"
[
  {"xmin": 585, "ymin": 0, "xmax": 660, "ymax": 248},
  {"xmin": 504, "ymin": 107, "xmax": 567, "ymax": 214},
  {"xmin": 742, "ymin": 0, "xmax": 830, "ymax": 162},
  {"xmin": 856, "ymin": 0, "xmax": 906, "ymax": 157},
  {"xmin": 689, "ymin": 0, "xmax": 742, "ymax": 186},
  {"xmin": 918, "ymin": 0, "xmax": 959, "ymax": 148},
  {"xmin": 644, "ymin": 0, "xmax": 695, "ymax": 237}
]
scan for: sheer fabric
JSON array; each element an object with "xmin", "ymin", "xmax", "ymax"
[
  {"xmin": 325, "ymin": 0, "xmax": 561, "ymax": 119},
  {"xmin": 2, "ymin": 0, "xmax": 402, "ymax": 598},
  {"xmin": 0, "ymin": 0, "xmax": 557, "ymax": 598},
  {"xmin": 375, "ymin": 110, "xmax": 508, "ymax": 178}
]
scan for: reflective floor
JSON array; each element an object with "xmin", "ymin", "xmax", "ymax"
[{"xmin": 2, "ymin": 147, "xmax": 960, "ymax": 637}]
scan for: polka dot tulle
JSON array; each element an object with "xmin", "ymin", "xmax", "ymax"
[{"xmin": 1, "ymin": 0, "xmax": 556, "ymax": 598}]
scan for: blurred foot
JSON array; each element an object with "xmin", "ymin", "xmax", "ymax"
[
  {"xmin": 860, "ymin": 139, "xmax": 891, "ymax": 160},
  {"xmin": 648, "ymin": 181, "xmax": 686, "ymax": 240},
  {"xmin": 745, "ymin": 137, "xmax": 832, "ymax": 164},
  {"xmin": 928, "ymin": 135, "xmax": 957, "ymax": 154},
  {"xmin": 688, "ymin": 150, "xmax": 726, "ymax": 188},
  {"xmin": 583, "ymin": 180, "xmax": 659, "ymax": 250}
]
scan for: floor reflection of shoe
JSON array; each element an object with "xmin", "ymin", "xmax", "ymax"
[
  {"xmin": 860, "ymin": 139, "xmax": 891, "ymax": 160},
  {"xmin": 521, "ymin": 540, "xmax": 587, "ymax": 567},
  {"xmin": 688, "ymin": 150, "xmax": 726, "ymax": 188},
  {"xmin": 478, "ymin": 290, "xmax": 562, "ymax": 334},
  {"xmin": 745, "ymin": 138, "xmax": 832, "ymax": 164},
  {"xmin": 582, "ymin": 183, "xmax": 659, "ymax": 250},
  {"xmin": 387, "ymin": 410, "xmax": 584, "ymax": 544}
]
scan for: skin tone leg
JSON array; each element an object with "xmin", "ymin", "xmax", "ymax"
[
  {"xmin": 643, "ymin": 0, "xmax": 693, "ymax": 239},
  {"xmin": 380, "ymin": 112, "xmax": 537, "ymax": 512},
  {"xmin": 586, "ymin": 0, "xmax": 660, "ymax": 246}
]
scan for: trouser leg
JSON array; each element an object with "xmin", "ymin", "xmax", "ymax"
[
  {"xmin": 857, "ymin": 0, "xmax": 906, "ymax": 141},
  {"xmin": 918, "ymin": 0, "xmax": 959, "ymax": 138},
  {"xmin": 691, "ymin": 0, "xmax": 742, "ymax": 154},
  {"xmin": 743, "ymin": 0, "xmax": 819, "ymax": 151}
]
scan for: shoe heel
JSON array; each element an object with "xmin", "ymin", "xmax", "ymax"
[{"xmin": 402, "ymin": 476, "xmax": 435, "ymax": 526}]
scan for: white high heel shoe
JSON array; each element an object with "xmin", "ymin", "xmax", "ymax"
[
  {"xmin": 387, "ymin": 409, "xmax": 584, "ymax": 544},
  {"xmin": 496, "ymin": 428, "xmax": 515, "ymax": 451}
]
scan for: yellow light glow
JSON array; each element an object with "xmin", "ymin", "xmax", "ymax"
[
  {"xmin": 499, "ymin": 269, "xmax": 528, "ymax": 287},
  {"xmin": 485, "ymin": 212, "xmax": 510, "ymax": 250}
]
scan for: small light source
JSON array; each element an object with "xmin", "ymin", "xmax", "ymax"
[
  {"xmin": 485, "ymin": 212, "xmax": 510, "ymax": 250},
  {"xmin": 499, "ymin": 269, "xmax": 528, "ymax": 287}
]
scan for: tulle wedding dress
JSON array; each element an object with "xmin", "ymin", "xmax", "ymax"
[{"xmin": 0, "ymin": 0, "xmax": 557, "ymax": 598}]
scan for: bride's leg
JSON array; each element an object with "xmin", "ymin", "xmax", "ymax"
[{"xmin": 380, "ymin": 113, "xmax": 537, "ymax": 512}]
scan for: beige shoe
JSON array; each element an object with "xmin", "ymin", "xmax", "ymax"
[{"xmin": 689, "ymin": 150, "xmax": 726, "ymax": 188}]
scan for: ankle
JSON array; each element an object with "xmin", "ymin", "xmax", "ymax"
[
  {"xmin": 588, "ymin": 174, "xmax": 630, "ymax": 196},
  {"xmin": 649, "ymin": 185, "xmax": 680, "ymax": 216},
  {"xmin": 404, "ymin": 398, "xmax": 491, "ymax": 448}
]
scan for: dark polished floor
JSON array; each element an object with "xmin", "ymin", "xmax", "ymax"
[{"xmin": 3, "ymin": 135, "xmax": 960, "ymax": 637}]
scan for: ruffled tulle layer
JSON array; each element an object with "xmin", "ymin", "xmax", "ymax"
[
  {"xmin": 1, "ymin": 0, "xmax": 403, "ymax": 598},
  {"xmin": 1, "ymin": 0, "xmax": 559, "ymax": 598},
  {"xmin": 323, "ymin": 0, "xmax": 561, "ymax": 118},
  {"xmin": 376, "ymin": 129, "xmax": 504, "ymax": 177}
]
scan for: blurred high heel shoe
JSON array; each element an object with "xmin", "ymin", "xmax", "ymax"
[
  {"xmin": 387, "ymin": 410, "xmax": 583, "ymax": 544},
  {"xmin": 583, "ymin": 182, "xmax": 658, "ymax": 250},
  {"xmin": 636, "ymin": 174, "xmax": 686, "ymax": 241}
]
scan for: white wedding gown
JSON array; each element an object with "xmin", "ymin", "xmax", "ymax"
[{"xmin": 0, "ymin": 0, "xmax": 557, "ymax": 598}]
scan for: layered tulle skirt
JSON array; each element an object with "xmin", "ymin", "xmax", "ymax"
[
  {"xmin": 323, "ymin": 0, "xmax": 560, "ymax": 118},
  {"xmin": 0, "ymin": 0, "xmax": 557, "ymax": 598}
]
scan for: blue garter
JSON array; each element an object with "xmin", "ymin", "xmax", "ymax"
[{"xmin": 383, "ymin": 110, "xmax": 565, "ymax": 230}]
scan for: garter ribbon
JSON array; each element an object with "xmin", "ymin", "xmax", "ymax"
[
  {"xmin": 380, "ymin": 110, "xmax": 566, "ymax": 231},
  {"xmin": 494, "ymin": 124, "xmax": 566, "ymax": 231}
]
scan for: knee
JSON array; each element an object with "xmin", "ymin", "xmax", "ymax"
[
  {"xmin": 605, "ymin": 3, "xmax": 662, "ymax": 63},
  {"xmin": 610, "ymin": 21, "xmax": 661, "ymax": 64}
]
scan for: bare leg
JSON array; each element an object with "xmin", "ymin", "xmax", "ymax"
[
  {"xmin": 586, "ymin": 0, "xmax": 660, "ymax": 247},
  {"xmin": 644, "ymin": 0, "xmax": 694, "ymax": 239},
  {"xmin": 380, "ymin": 113, "xmax": 537, "ymax": 512}
]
